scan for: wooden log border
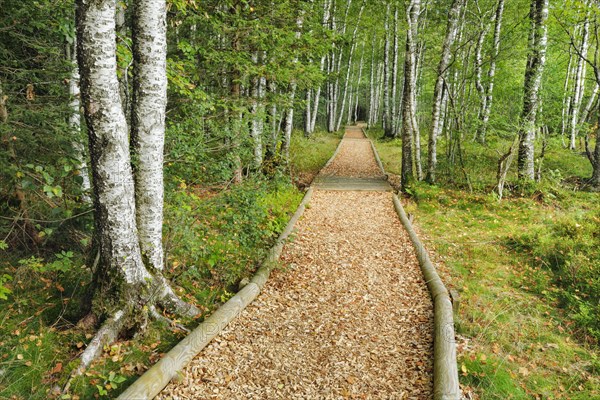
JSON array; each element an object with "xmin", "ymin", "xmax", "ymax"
[
  {"xmin": 118, "ymin": 187, "xmax": 314, "ymax": 399},
  {"xmin": 361, "ymin": 125, "xmax": 459, "ymax": 399},
  {"xmin": 391, "ymin": 195, "xmax": 460, "ymax": 400},
  {"xmin": 362, "ymin": 128, "xmax": 386, "ymax": 176}
]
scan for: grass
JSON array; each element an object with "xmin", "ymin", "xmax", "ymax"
[
  {"xmin": 290, "ymin": 128, "xmax": 342, "ymax": 187},
  {"xmin": 0, "ymin": 128, "xmax": 340, "ymax": 399},
  {"xmin": 368, "ymin": 128, "xmax": 600, "ymax": 399}
]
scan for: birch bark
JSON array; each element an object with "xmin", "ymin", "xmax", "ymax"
[
  {"xmin": 426, "ymin": 0, "xmax": 464, "ymax": 184},
  {"xmin": 476, "ymin": 0, "xmax": 505, "ymax": 143},
  {"xmin": 570, "ymin": 10, "xmax": 590, "ymax": 149},
  {"xmin": 335, "ymin": 0, "xmax": 365, "ymax": 131},
  {"xmin": 131, "ymin": 0, "xmax": 168, "ymax": 273},
  {"xmin": 68, "ymin": 38, "xmax": 92, "ymax": 201},
  {"xmin": 517, "ymin": 0, "xmax": 548, "ymax": 181},
  {"xmin": 400, "ymin": 0, "xmax": 420, "ymax": 191},
  {"xmin": 383, "ymin": 3, "xmax": 392, "ymax": 137}
]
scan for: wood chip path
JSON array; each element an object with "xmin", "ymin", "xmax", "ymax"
[{"xmin": 158, "ymin": 127, "xmax": 434, "ymax": 399}]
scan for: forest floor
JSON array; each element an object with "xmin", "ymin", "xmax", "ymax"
[{"xmin": 158, "ymin": 127, "xmax": 435, "ymax": 399}]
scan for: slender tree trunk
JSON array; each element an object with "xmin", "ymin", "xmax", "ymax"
[
  {"xmin": 304, "ymin": 89, "xmax": 312, "ymax": 136},
  {"xmin": 350, "ymin": 41, "xmax": 365, "ymax": 124},
  {"xmin": 561, "ymin": 49, "xmax": 575, "ymax": 146},
  {"xmin": 518, "ymin": 0, "xmax": 549, "ymax": 181},
  {"xmin": 382, "ymin": 3, "xmax": 392, "ymax": 137},
  {"xmin": 282, "ymin": 15, "xmax": 305, "ymax": 163},
  {"xmin": 374, "ymin": 62, "xmax": 384, "ymax": 125},
  {"xmin": 67, "ymin": 38, "xmax": 92, "ymax": 202},
  {"xmin": 263, "ymin": 79, "xmax": 280, "ymax": 169},
  {"xmin": 579, "ymin": 82, "xmax": 599, "ymax": 128},
  {"xmin": 250, "ymin": 52, "xmax": 264, "ymax": 169},
  {"xmin": 368, "ymin": 36, "xmax": 377, "ymax": 127},
  {"xmin": 131, "ymin": 0, "xmax": 168, "ymax": 273},
  {"xmin": 477, "ymin": 0, "xmax": 505, "ymax": 143},
  {"xmin": 570, "ymin": 11, "xmax": 590, "ymax": 149},
  {"xmin": 336, "ymin": 1, "xmax": 365, "ymax": 131},
  {"xmin": 391, "ymin": 4, "xmax": 399, "ymax": 136},
  {"xmin": 307, "ymin": 0, "xmax": 331, "ymax": 135},
  {"xmin": 401, "ymin": 0, "xmax": 421, "ymax": 191},
  {"xmin": 426, "ymin": 0, "xmax": 464, "ymax": 184}
]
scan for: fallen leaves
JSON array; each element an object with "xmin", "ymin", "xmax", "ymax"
[{"xmin": 158, "ymin": 190, "xmax": 434, "ymax": 399}]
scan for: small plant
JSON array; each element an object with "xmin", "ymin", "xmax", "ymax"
[{"xmin": 95, "ymin": 371, "xmax": 127, "ymax": 397}]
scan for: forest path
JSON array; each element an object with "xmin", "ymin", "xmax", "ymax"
[{"xmin": 158, "ymin": 126, "xmax": 434, "ymax": 399}]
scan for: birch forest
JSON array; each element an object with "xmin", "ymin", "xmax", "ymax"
[{"xmin": 0, "ymin": 0, "xmax": 599, "ymax": 398}]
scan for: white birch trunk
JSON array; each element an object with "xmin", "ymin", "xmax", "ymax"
[
  {"xmin": 282, "ymin": 15, "xmax": 304, "ymax": 163},
  {"xmin": 77, "ymin": 0, "xmax": 151, "ymax": 288},
  {"xmin": 477, "ymin": 0, "xmax": 505, "ymax": 143},
  {"xmin": 68, "ymin": 38, "xmax": 92, "ymax": 202},
  {"xmin": 131, "ymin": 0, "xmax": 168, "ymax": 273},
  {"xmin": 368, "ymin": 36, "xmax": 377, "ymax": 127},
  {"xmin": 570, "ymin": 11, "xmax": 590, "ymax": 149},
  {"xmin": 426, "ymin": 0, "xmax": 464, "ymax": 184},
  {"xmin": 250, "ymin": 52, "xmax": 265, "ymax": 168},
  {"xmin": 401, "ymin": 0, "xmax": 420, "ymax": 190},
  {"xmin": 335, "ymin": 1, "xmax": 365, "ymax": 131},
  {"xmin": 391, "ymin": 5, "xmax": 399, "ymax": 136},
  {"xmin": 518, "ymin": 0, "xmax": 549, "ymax": 180},
  {"xmin": 561, "ymin": 49, "xmax": 574, "ymax": 145},
  {"xmin": 382, "ymin": 3, "xmax": 392, "ymax": 136}
]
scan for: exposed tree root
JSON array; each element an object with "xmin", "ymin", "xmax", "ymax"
[
  {"xmin": 149, "ymin": 305, "xmax": 190, "ymax": 333},
  {"xmin": 63, "ymin": 276, "xmax": 199, "ymax": 394},
  {"xmin": 154, "ymin": 273, "xmax": 201, "ymax": 318},
  {"xmin": 63, "ymin": 310, "xmax": 126, "ymax": 393}
]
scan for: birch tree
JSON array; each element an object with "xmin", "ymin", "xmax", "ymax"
[
  {"xmin": 67, "ymin": 37, "xmax": 92, "ymax": 201},
  {"xmin": 400, "ymin": 0, "xmax": 420, "ymax": 191},
  {"xmin": 569, "ymin": 6, "xmax": 590, "ymax": 150},
  {"xmin": 475, "ymin": 0, "xmax": 505, "ymax": 144},
  {"xmin": 426, "ymin": 0, "xmax": 464, "ymax": 184},
  {"xmin": 517, "ymin": 0, "xmax": 548, "ymax": 181},
  {"xmin": 75, "ymin": 0, "xmax": 198, "ymax": 373},
  {"xmin": 382, "ymin": 2, "xmax": 392, "ymax": 137}
]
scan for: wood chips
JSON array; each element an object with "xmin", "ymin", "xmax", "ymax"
[{"xmin": 158, "ymin": 128, "xmax": 434, "ymax": 400}]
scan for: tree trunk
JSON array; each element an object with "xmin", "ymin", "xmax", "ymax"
[
  {"xmin": 282, "ymin": 15, "xmax": 305, "ymax": 163},
  {"xmin": 335, "ymin": 1, "xmax": 365, "ymax": 131},
  {"xmin": 131, "ymin": 0, "xmax": 168, "ymax": 273},
  {"xmin": 75, "ymin": 0, "xmax": 198, "ymax": 373},
  {"xmin": 391, "ymin": 4, "xmax": 399, "ymax": 136},
  {"xmin": 368, "ymin": 35, "xmax": 377, "ymax": 127},
  {"xmin": 304, "ymin": 89, "xmax": 312, "ymax": 136},
  {"xmin": 477, "ymin": 0, "xmax": 505, "ymax": 144},
  {"xmin": 250, "ymin": 52, "xmax": 264, "ymax": 169},
  {"xmin": 400, "ymin": 0, "xmax": 421, "ymax": 191},
  {"xmin": 570, "ymin": 11, "xmax": 590, "ymax": 149},
  {"xmin": 306, "ymin": 0, "xmax": 332, "ymax": 135},
  {"xmin": 67, "ymin": 38, "xmax": 92, "ymax": 202},
  {"xmin": 382, "ymin": 3, "xmax": 392, "ymax": 137},
  {"xmin": 517, "ymin": 0, "xmax": 548, "ymax": 181},
  {"xmin": 426, "ymin": 0, "xmax": 464, "ymax": 184}
]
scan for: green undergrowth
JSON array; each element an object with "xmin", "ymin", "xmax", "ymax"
[
  {"xmin": 369, "ymin": 129, "xmax": 599, "ymax": 399},
  {"xmin": 0, "ymin": 129, "xmax": 338, "ymax": 399},
  {"xmin": 290, "ymin": 129, "xmax": 342, "ymax": 187}
]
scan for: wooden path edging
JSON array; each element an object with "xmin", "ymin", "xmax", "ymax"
[
  {"xmin": 361, "ymin": 125, "xmax": 460, "ymax": 399},
  {"xmin": 118, "ymin": 187, "xmax": 315, "ymax": 400},
  {"xmin": 392, "ymin": 195, "xmax": 460, "ymax": 400}
]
